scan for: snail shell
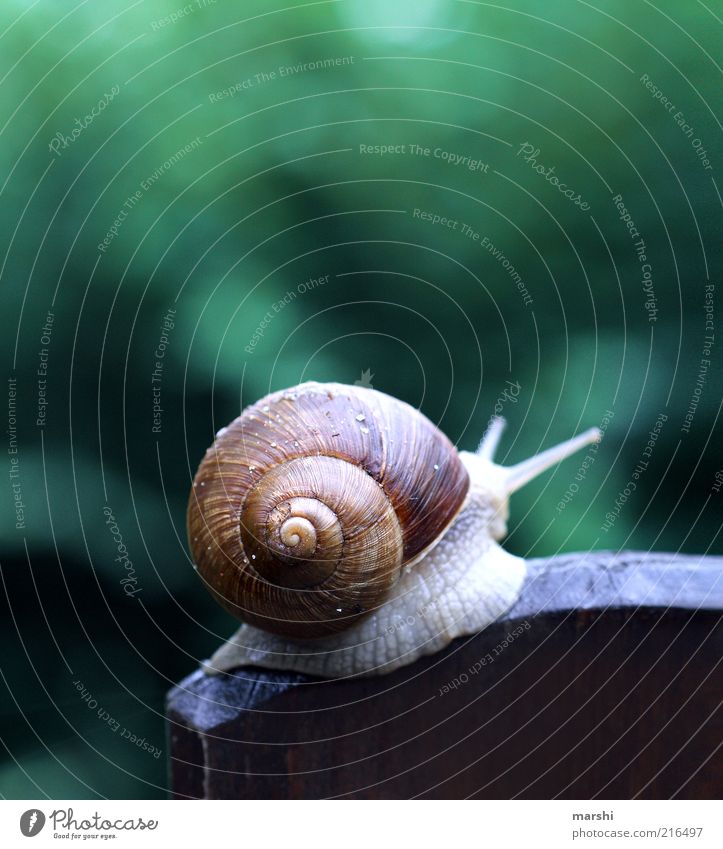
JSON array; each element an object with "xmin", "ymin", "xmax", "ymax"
[
  {"xmin": 188, "ymin": 381, "xmax": 469, "ymax": 639},
  {"xmin": 189, "ymin": 381, "xmax": 601, "ymax": 677}
]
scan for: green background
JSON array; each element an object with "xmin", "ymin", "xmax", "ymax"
[{"xmin": 0, "ymin": 0, "xmax": 720, "ymax": 797}]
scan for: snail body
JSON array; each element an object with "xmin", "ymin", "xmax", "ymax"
[{"xmin": 188, "ymin": 381, "xmax": 600, "ymax": 677}]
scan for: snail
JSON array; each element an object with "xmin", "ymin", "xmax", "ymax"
[{"xmin": 188, "ymin": 381, "xmax": 600, "ymax": 678}]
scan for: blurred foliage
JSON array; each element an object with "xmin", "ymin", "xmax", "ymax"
[{"xmin": 0, "ymin": 0, "xmax": 720, "ymax": 797}]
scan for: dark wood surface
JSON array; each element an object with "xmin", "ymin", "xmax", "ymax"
[{"xmin": 166, "ymin": 551, "xmax": 722, "ymax": 799}]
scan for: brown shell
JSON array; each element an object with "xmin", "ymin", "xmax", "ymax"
[{"xmin": 187, "ymin": 382, "xmax": 470, "ymax": 639}]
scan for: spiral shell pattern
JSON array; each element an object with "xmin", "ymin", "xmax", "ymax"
[{"xmin": 187, "ymin": 382, "xmax": 469, "ymax": 638}]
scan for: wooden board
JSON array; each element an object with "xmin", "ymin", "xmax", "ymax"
[{"xmin": 166, "ymin": 551, "xmax": 722, "ymax": 798}]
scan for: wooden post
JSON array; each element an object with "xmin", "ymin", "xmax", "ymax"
[{"xmin": 166, "ymin": 551, "xmax": 722, "ymax": 798}]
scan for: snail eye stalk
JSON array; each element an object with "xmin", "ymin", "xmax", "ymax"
[{"xmin": 503, "ymin": 428, "xmax": 602, "ymax": 495}]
